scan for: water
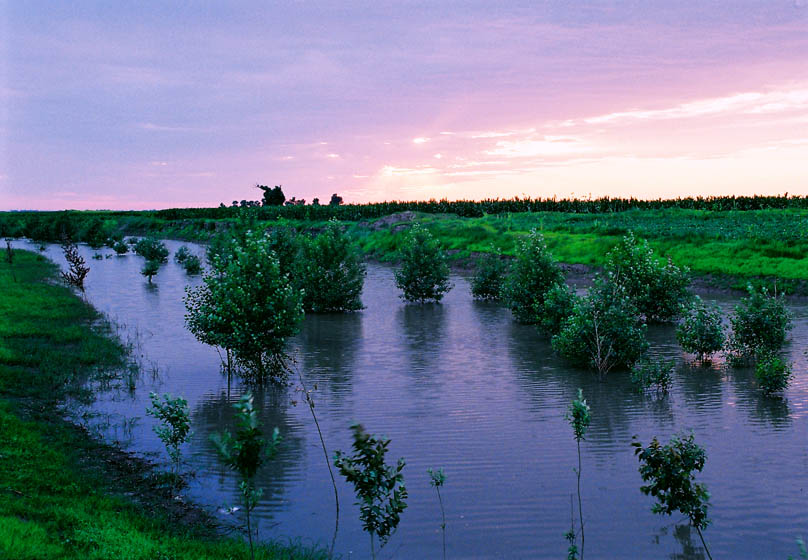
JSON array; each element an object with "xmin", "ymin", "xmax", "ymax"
[{"xmin": 14, "ymin": 240, "xmax": 808, "ymax": 559}]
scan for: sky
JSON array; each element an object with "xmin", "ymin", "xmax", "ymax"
[{"xmin": 2, "ymin": 1, "xmax": 808, "ymax": 210}]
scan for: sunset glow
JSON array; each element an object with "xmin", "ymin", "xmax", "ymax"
[{"xmin": 2, "ymin": 2, "xmax": 808, "ymax": 209}]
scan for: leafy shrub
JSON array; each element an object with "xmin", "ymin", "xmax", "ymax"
[
  {"xmin": 334, "ymin": 424, "xmax": 407, "ymax": 559},
  {"xmin": 470, "ymin": 252, "xmax": 508, "ymax": 301},
  {"xmin": 296, "ymin": 219, "xmax": 366, "ymax": 312},
  {"xmin": 632, "ymin": 433, "xmax": 712, "ymax": 558},
  {"xmin": 755, "ymin": 352, "xmax": 792, "ymax": 396},
  {"xmin": 728, "ymin": 285, "xmax": 792, "ymax": 362},
  {"xmin": 112, "ymin": 240, "xmax": 129, "ymax": 255},
  {"xmin": 605, "ymin": 232, "xmax": 691, "ymax": 322},
  {"xmin": 175, "ymin": 246, "xmax": 201, "ymax": 274},
  {"xmin": 501, "ymin": 229, "xmax": 564, "ymax": 323},
  {"xmin": 676, "ymin": 297, "xmax": 725, "ymax": 363},
  {"xmin": 394, "ymin": 223, "xmax": 452, "ymax": 303},
  {"xmin": 265, "ymin": 226, "xmax": 300, "ymax": 278},
  {"xmin": 630, "ymin": 358, "xmax": 674, "ymax": 394},
  {"xmin": 174, "ymin": 246, "xmax": 192, "ymax": 264},
  {"xmin": 552, "ymin": 277, "xmax": 648, "ymax": 379},
  {"xmin": 185, "ymin": 230, "xmax": 304, "ymax": 381},
  {"xmin": 135, "ymin": 237, "xmax": 169, "ymax": 263},
  {"xmin": 536, "ymin": 281, "xmax": 577, "ymax": 336},
  {"xmin": 182, "ymin": 254, "xmax": 202, "ymax": 275}
]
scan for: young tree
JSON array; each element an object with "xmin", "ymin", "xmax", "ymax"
[
  {"xmin": 676, "ymin": 297, "xmax": 725, "ymax": 363},
  {"xmin": 566, "ymin": 389, "xmax": 591, "ymax": 560},
  {"xmin": 175, "ymin": 245, "xmax": 202, "ymax": 274},
  {"xmin": 755, "ymin": 352, "xmax": 793, "ymax": 396},
  {"xmin": 182, "ymin": 254, "xmax": 202, "ymax": 275},
  {"xmin": 552, "ymin": 277, "xmax": 648, "ymax": 379},
  {"xmin": 632, "ymin": 433, "xmax": 713, "ymax": 560},
  {"xmin": 501, "ymin": 229, "xmax": 564, "ymax": 323},
  {"xmin": 292, "ymin": 363, "xmax": 340, "ymax": 558},
  {"xmin": 630, "ymin": 358, "xmax": 675, "ymax": 395},
  {"xmin": 536, "ymin": 281, "xmax": 578, "ymax": 336},
  {"xmin": 60, "ymin": 236, "xmax": 90, "ymax": 291},
  {"xmin": 427, "ymin": 468, "xmax": 448, "ymax": 560},
  {"xmin": 112, "ymin": 240, "xmax": 129, "ymax": 255},
  {"xmin": 296, "ymin": 219, "xmax": 366, "ymax": 312},
  {"xmin": 728, "ymin": 285, "xmax": 792, "ymax": 363},
  {"xmin": 134, "ymin": 237, "xmax": 169, "ymax": 264},
  {"xmin": 174, "ymin": 245, "xmax": 192, "ymax": 264},
  {"xmin": 394, "ymin": 224, "xmax": 452, "ymax": 303},
  {"xmin": 334, "ymin": 424, "xmax": 407, "ymax": 560},
  {"xmin": 257, "ymin": 184, "xmax": 285, "ymax": 206},
  {"xmin": 141, "ymin": 259, "xmax": 160, "ymax": 283},
  {"xmin": 605, "ymin": 232, "xmax": 691, "ymax": 322},
  {"xmin": 185, "ymin": 229, "xmax": 304, "ymax": 381},
  {"xmin": 470, "ymin": 252, "xmax": 508, "ymax": 301},
  {"xmin": 146, "ymin": 392, "xmax": 191, "ymax": 493},
  {"xmin": 211, "ymin": 393, "xmax": 281, "ymax": 560}
]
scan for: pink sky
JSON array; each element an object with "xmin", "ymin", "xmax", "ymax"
[{"xmin": 2, "ymin": 2, "xmax": 808, "ymax": 210}]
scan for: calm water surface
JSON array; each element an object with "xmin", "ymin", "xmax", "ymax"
[{"xmin": 17, "ymin": 240, "xmax": 808, "ymax": 559}]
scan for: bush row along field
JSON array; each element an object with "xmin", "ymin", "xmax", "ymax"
[
  {"xmin": 2, "ymin": 202, "xmax": 807, "ymax": 287},
  {"xmin": 24, "ymin": 194, "xmax": 808, "ymax": 221},
  {"xmin": 0, "ymin": 251, "xmax": 326, "ymax": 560}
]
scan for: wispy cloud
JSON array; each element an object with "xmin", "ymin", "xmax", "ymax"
[
  {"xmin": 485, "ymin": 136, "xmax": 592, "ymax": 158},
  {"xmin": 575, "ymin": 85, "xmax": 808, "ymax": 126}
]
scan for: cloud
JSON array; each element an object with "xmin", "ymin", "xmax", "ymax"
[
  {"xmin": 484, "ymin": 136, "xmax": 592, "ymax": 158},
  {"xmin": 577, "ymin": 85, "xmax": 808, "ymax": 126}
]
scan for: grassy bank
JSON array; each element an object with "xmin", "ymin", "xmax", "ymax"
[
  {"xmin": 0, "ymin": 250, "xmax": 325, "ymax": 560},
  {"xmin": 3, "ymin": 205, "xmax": 808, "ymax": 291}
]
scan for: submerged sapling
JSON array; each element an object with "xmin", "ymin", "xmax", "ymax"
[
  {"xmin": 428, "ymin": 467, "xmax": 448, "ymax": 560},
  {"xmin": 566, "ymin": 389, "xmax": 591, "ymax": 560},
  {"xmin": 334, "ymin": 424, "xmax": 407, "ymax": 560},
  {"xmin": 146, "ymin": 392, "xmax": 191, "ymax": 493},
  {"xmin": 211, "ymin": 392, "xmax": 281, "ymax": 560}
]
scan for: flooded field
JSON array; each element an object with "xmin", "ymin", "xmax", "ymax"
[{"xmin": 17, "ymin": 239, "xmax": 808, "ymax": 559}]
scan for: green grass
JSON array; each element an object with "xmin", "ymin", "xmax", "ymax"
[
  {"xmin": 346, "ymin": 209, "xmax": 808, "ymax": 290},
  {"xmin": 4, "ymin": 206, "xmax": 808, "ymax": 289},
  {"xmin": 0, "ymin": 250, "xmax": 326, "ymax": 560}
]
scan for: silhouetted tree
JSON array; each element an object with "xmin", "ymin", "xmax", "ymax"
[
  {"xmin": 329, "ymin": 193, "xmax": 343, "ymax": 206},
  {"xmin": 257, "ymin": 184, "xmax": 285, "ymax": 206}
]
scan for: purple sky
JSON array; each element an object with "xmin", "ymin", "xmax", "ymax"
[{"xmin": 2, "ymin": 1, "xmax": 808, "ymax": 210}]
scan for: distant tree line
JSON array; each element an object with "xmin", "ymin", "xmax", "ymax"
[
  {"xmin": 2, "ymin": 194, "xmax": 806, "ymax": 242},
  {"xmin": 149, "ymin": 193, "xmax": 808, "ymax": 221}
]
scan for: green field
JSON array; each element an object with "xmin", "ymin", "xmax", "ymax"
[
  {"xmin": 3, "ymin": 203, "xmax": 807, "ymax": 292},
  {"xmin": 0, "ymin": 250, "xmax": 325, "ymax": 560}
]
